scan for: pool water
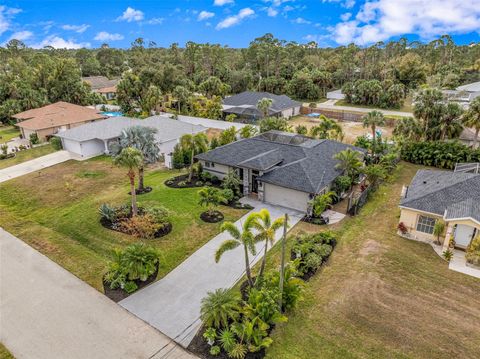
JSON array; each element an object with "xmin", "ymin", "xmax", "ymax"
[{"xmin": 101, "ymin": 111, "xmax": 124, "ymax": 117}]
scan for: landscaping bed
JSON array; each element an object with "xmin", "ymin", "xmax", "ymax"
[
  {"xmin": 0, "ymin": 153, "xmax": 15, "ymax": 161},
  {"xmin": 165, "ymin": 174, "xmax": 221, "ymax": 188},
  {"xmin": 130, "ymin": 186, "xmax": 153, "ymax": 195},
  {"xmin": 200, "ymin": 210, "xmax": 224, "ymax": 223},
  {"xmin": 103, "ymin": 264, "xmax": 158, "ymax": 302}
]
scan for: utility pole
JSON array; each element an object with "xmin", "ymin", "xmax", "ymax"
[{"xmin": 279, "ymin": 213, "xmax": 288, "ymax": 311}]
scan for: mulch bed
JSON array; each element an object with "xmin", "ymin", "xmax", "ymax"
[
  {"xmin": 165, "ymin": 174, "xmax": 221, "ymax": 189},
  {"xmin": 200, "ymin": 210, "xmax": 224, "ymax": 223},
  {"xmin": 0, "ymin": 153, "xmax": 15, "ymax": 160},
  {"xmin": 100, "ymin": 217, "xmax": 173, "ymax": 239},
  {"xmin": 103, "ymin": 264, "xmax": 159, "ymax": 302},
  {"xmin": 188, "ymin": 326, "xmax": 266, "ymax": 359},
  {"xmin": 129, "ymin": 186, "xmax": 153, "ymax": 195}
]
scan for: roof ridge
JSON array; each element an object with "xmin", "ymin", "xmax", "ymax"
[{"xmin": 237, "ymin": 149, "xmax": 279, "ymax": 165}]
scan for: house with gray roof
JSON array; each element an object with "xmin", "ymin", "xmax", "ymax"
[
  {"xmin": 56, "ymin": 116, "xmax": 206, "ymax": 168},
  {"xmin": 222, "ymin": 91, "xmax": 301, "ymax": 121},
  {"xmin": 399, "ymin": 169, "xmax": 480, "ymax": 250},
  {"xmin": 442, "ymin": 81, "xmax": 480, "ymax": 109},
  {"xmin": 82, "ymin": 76, "xmax": 119, "ymax": 100},
  {"xmin": 196, "ymin": 131, "xmax": 365, "ymax": 212}
]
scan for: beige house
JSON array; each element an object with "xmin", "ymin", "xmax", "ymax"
[
  {"xmin": 399, "ymin": 169, "xmax": 480, "ymax": 250},
  {"xmin": 82, "ymin": 76, "xmax": 118, "ymax": 101},
  {"xmin": 14, "ymin": 102, "xmax": 105, "ymax": 142}
]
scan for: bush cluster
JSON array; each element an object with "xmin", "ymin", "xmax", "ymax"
[
  {"xmin": 466, "ymin": 235, "xmax": 480, "ymax": 267},
  {"xmin": 291, "ymin": 232, "xmax": 336, "ymax": 278}
]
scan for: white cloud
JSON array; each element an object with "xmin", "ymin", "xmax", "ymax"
[
  {"xmin": 214, "ymin": 0, "xmax": 234, "ymax": 6},
  {"xmin": 198, "ymin": 11, "xmax": 215, "ymax": 21},
  {"xmin": 146, "ymin": 17, "xmax": 164, "ymax": 25},
  {"xmin": 332, "ymin": 0, "xmax": 480, "ymax": 45},
  {"xmin": 61, "ymin": 24, "xmax": 90, "ymax": 33},
  {"xmin": 94, "ymin": 31, "xmax": 124, "ymax": 41},
  {"xmin": 293, "ymin": 17, "xmax": 311, "ymax": 24},
  {"xmin": 266, "ymin": 7, "xmax": 279, "ymax": 17},
  {"xmin": 8, "ymin": 30, "xmax": 33, "ymax": 41},
  {"xmin": 340, "ymin": 12, "xmax": 352, "ymax": 21},
  {"xmin": 32, "ymin": 35, "xmax": 90, "ymax": 49},
  {"xmin": 322, "ymin": 0, "xmax": 356, "ymax": 9},
  {"xmin": 116, "ymin": 7, "xmax": 144, "ymax": 22},
  {"xmin": 0, "ymin": 6, "xmax": 22, "ymax": 35},
  {"xmin": 216, "ymin": 8, "xmax": 255, "ymax": 30}
]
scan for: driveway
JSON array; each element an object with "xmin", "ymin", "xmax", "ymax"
[
  {"xmin": 317, "ymin": 99, "xmax": 413, "ymax": 117},
  {"xmin": 0, "ymin": 228, "xmax": 196, "ymax": 359},
  {"xmin": 120, "ymin": 199, "xmax": 303, "ymax": 347},
  {"xmin": 0, "ymin": 150, "xmax": 73, "ymax": 183}
]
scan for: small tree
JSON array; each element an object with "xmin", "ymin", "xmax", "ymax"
[
  {"xmin": 222, "ymin": 169, "xmax": 242, "ymax": 196},
  {"xmin": 310, "ymin": 191, "xmax": 336, "ymax": 217},
  {"xmin": 239, "ymin": 125, "xmax": 258, "ymax": 139},
  {"xmin": 258, "ymin": 117, "xmax": 290, "ymax": 133},
  {"xmin": 198, "ymin": 187, "xmax": 227, "ymax": 215},
  {"xmin": 334, "ymin": 149, "xmax": 364, "ymax": 185},
  {"xmin": 29, "ymin": 133, "xmax": 39, "ymax": 145},
  {"xmin": 295, "ymin": 125, "xmax": 308, "ymax": 135},
  {"xmin": 172, "ymin": 144, "xmax": 185, "ymax": 169},
  {"xmin": 433, "ymin": 220, "xmax": 445, "ymax": 245},
  {"xmin": 180, "ymin": 132, "xmax": 208, "ymax": 182},
  {"xmin": 362, "ymin": 110, "xmax": 385, "ymax": 153},
  {"xmin": 113, "ymin": 147, "xmax": 143, "ymax": 216},
  {"xmin": 257, "ymin": 97, "xmax": 273, "ymax": 118},
  {"xmin": 1, "ymin": 143, "xmax": 8, "ymax": 155},
  {"xmin": 225, "ymin": 113, "xmax": 237, "ymax": 122},
  {"xmin": 219, "ymin": 126, "xmax": 237, "ymax": 146},
  {"xmin": 333, "ymin": 175, "xmax": 352, "ymax": 195},
  {"xmin": 364, "ymin": 164, "xmax": 387, "ymax": 188}
]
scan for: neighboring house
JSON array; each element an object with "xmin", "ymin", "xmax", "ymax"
[
  {"xmin": 222, "ymin": 91, "xmax": 301, "ymax": 121},
  {"xmin": 443, "ymin": 81, "xmax": 480, "ymax": 109},
  {"xmin": 326, "ymin": 89, "xmax": 345, "ymax": 101},
  {"xmin": 459, "ymin": 127, "xmax": 479, "ymax": 148},
  {"xmin": 196, "ymin": 130, "xmax": 365, "ymax": 212},
  {"xmin": 83, "ymin": 76, "xmax": 119, "ymax": 101},
  {"xmin": 399, "ymin": 169, "xmax": 480, "ymax": 250},
  {"xmin": 56, "ymin": 116, "xmax": 206, "ymax": 167},
  {"xmin": 14, "ymin": 102, "xmax": 105, "ymax": 142}
]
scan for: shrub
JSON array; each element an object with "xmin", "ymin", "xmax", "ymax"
[
  {"xmin": 144, "ymin": 205, "xmax": 171, "ymax": 225},
  {"xmin": 262, "ymin": 263, "xmax": 304, "ymax": 311},
  {"xmin": 99, "ymin": 203, "xmax": 116, "ymax": 223},
  {"xmin": 203, "ymin": 327, "xmax": 217, "ymax": 346},
  {"xmin": 198, "ymin": 187, "xmax": 228, "ymax": 215},
  {"xmin": 221, "ymin": 188, "xmax": 235, "ymax": 204},
  {"xmin": 50, "ymin": 137, "xmax": 63, "ymax": 150},
  {"xmin": 172, "ymin": 144, "xmax": 186, "ymax": 169},
  {"xmin": 118, "ymin": 214, "xmax": 163, "ymax": 239},
  {"xmin": 209, "ymin": 345, "xmax": 221, "ymax": 356},
  {"xmin": 200, "ymin": 288, "xmax": 241, "ymax": 329},
  {"xmin": 466, "ymin": 234, "xmax": 480, "ymax": 267},
  {"xmin": 195, "ymin": 180, "xmax": 204, "ymax": 186},
  {"xmin": 0, "ymin": 143, "xmax": 7, "ymax": 155},
  {"xmin": 29, "ymin": 133, "xmax": 39, "ymax": 144},
  {"xmin": 291, "ymin": 232, "xmax": 335, "ymax": 275},
  {"xmin": 244, "ymin": 287, "xmax": 286, "ymax": 325},
  {"xmin": 333, "ymin": 175, "xmax": 352, "ymax": 195},
  {"xmin": 222, "ymin": 170, "xmax": 241, "ymax": 196},
  {"xmin": 397, "ymin": 221, "xmax": 408, "ymax": 235},
  {"xmin": 295, "ymin": 125, "xmax": 308, "ymax": 135},
  {"xmin": 123, "ymin": 281, "xmax": 138, "ymax": 294},
  {"xmin": 443, "ymin": 249, "xmax": 453, "ymax": 262},
  {"xmin": 302, "ymin": 253, "xmax": 322, "ymax": 274},
  {"xmin": 177, "ymin": 180, "xmax": 187, "ymax": 187}
]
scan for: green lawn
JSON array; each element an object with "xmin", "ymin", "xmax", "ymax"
[
  {"xmin": 0, "ymin": 343, "xmax": 14, "ymax": 359},
  {"xmin": 0, "ymin": 144, "xmax": 57, "ymax": 170},
  {"xmin": 0, "ymin": 157, "xmax": 246, "ymax": 291},
  {"xmin": 0, "ymin": 126, "xmax": 19, "ymax": 143},
  {"xmin": 247, "ymin": 162, "xmax": 480, "ymax": 358}
]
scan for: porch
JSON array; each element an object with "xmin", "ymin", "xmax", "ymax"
[{"xmin": 430, "ymin": 244, "xmax": 480, "ymax": 279}]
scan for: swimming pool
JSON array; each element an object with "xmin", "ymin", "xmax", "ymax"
[{"xmin": 101, "ymin": 111, "xmax": 124, "ymax": 117}]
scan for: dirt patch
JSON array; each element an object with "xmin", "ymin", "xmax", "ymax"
[{"xmin": 359, "ymin": 240, "xmax": 383, "ymax": 257}]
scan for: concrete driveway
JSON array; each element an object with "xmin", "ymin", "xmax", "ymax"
[
  {"xmin": 0, "ymin": 150, "xmax": 74, "ymax": 183},
  {"xmin": 0, "ymin": 228, "xmax": 196, "ymax": 359},
  {"xmin": 120, "ymin": 199, "xmax": 303, "ymax": 347}
]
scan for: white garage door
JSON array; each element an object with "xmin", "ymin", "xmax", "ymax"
[
  {"xmin": 455, "ymin": 224, "xmax": 476, "ymax": 249},
  {"xmin": 264, "ymin": 184, "xmax": 309, "ymax": 213},
  {"xmin": 63, "ymin": 138, "xmax": 104, "ymax": 158}
]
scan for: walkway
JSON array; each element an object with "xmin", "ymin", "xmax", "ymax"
[
  {"xmin": 0, "ymin": 150, "xmax": 74, "ymax": 183},
  {"xmin": 120, "ymin": 199, "xmax": 303, "ymax": 347},
  {"xmin": 317, "ymin": 99, "xmax": 413, "ymax": 117},
  {"xmin": 0, "ymin": 228, "xmax": 196, "ymax": 359}
]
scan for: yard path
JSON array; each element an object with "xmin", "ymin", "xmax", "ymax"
[
  {"xmin": 0, "ymin": 150, "xmax": 73, "ymax": 183},
  {"xmin": 317, "ymin": 99, "xmax": 413, "ymax": 117},
  {"xmin": 120, "ymin": 199, "xmax": 303, "ymax": 347},
  {"xmin": 0, "ymin": 227, "xmax": 197, "ymax": 359}
]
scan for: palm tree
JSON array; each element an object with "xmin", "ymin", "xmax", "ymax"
[
  {"xmin": 439, "ymin": 102, "xmax": 463, "ymax": 140},
  {"xmin": 200, "ymin": 288, "xmax": 241, "ymax": 329},
  {"xmin": 113, "ymin": 147, "xmax": 143, "ymax": 216},
  {"xmin": 362, "ymin": 110, "xmax": 385, "ymax": 153},
  {"xmin": 251, "ymin": 209, "xmax": 286, "ymax": 281},
  {"xmin": 334, "ymin": 149, "xmax": 364, "ymax": 185},
  {"xmin": 310, "ymin": 116, "xmax": 344, "ymax": 141},
  {"xmin": 393, "ymin": 117, "xmax": 422, "ymax": 141},
  {"xmin": 215, "ymin": 214, "xmax": 259, "ymax": 288},
  {"xmin": 310, "ymin": 191, "xmax": 336, "ymax": 217},
  {"xmin": 463, "ymin": 97, "xmax": 480, "ymax": 148},
  {"xmin": 433, "ymin": 220, "xmax": 445, "ymax": 245},
  {"xmin": 257, "ymin": 97, "xmax": 273, "ymax": 118},
  {"xmin": 198, "ymin": 187, "xmax": 227, "ymax": 215},
  {"xmin": 180, "ymin": 132, "xmax": 208, "ymax": 182},
  {"xmin": 364, "ymin": 164, "xmax": 387, "ymax": 188},
  {"xmin": 110, "ymin": 126, "xmax": 160, "ymax": 193},
  {"xmin": 173, "ymin": 85, "xmax": 191, "ymax": 114},
  {"xmin": 413, "ymin": 88, "xmax": 444, "ymax": 140}
]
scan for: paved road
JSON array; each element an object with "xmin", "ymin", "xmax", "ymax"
[
  {"xmin": 0, "ymin": 150, "xmax": 73, "ymax": 183},
  {"xmin": 316, "ymin": 99, "xmax": 413, "ymax": 117},
  {"xmin": 120, "ymin": 199, "xmax": 303, "ymax": 347},
  {"xmin": 0, "ymin": 228, "xmax": 196, "ymax": 359}
]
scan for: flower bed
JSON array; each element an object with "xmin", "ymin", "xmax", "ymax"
[
  {"xmin": 200, "ymin": 210, "xmax": 224, "ymax": 223},
  {"xmin": 103, "ymin": 264, "xmax": 158, "ymax": 302},
  {"xmin": 99, "ymin": 204, "xmax": 172, "ymax": 239},
  {"xmin": 0, "ymin": 153, "xmax": 15, "ymax": 160},
  {"xmin": 165, "ymin": 174, "xmax": 221, "ymax": 189}
]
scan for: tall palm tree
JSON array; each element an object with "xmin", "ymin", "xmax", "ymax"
[
  {"xmin": 463, "ymin": 97, "xmax": 480, "ymax": 148},
  {"xmin": 215, "ymin": 214, "xmax": 259, "ymax": 288},
  {"xmin": 257, "ymin": 97, "xmax": 273, "ymax": 118},
  {"xmin": 362, "ymin": 110, "xmax": 385, "ymax": 153},
  {"xmin": 180, "ymin": 132, "xmax": 208, "ymax": 182},
  {"xmin": 310, "ymin": 116, "xmax": 344, "ymax": 141},
  {"xmin": 251, "ymin": 209, "xmax": 286, "ymax": 281},
  {"xmin": 413, "ymin": 88, "xmax": 444, "ymax": 140},
  {"xmin": 113, "ymin": 147, "xmax": 143, "ymax": 216},
  {"xmin": 439, "ymin": 102, "xmax": 463, "ymax": 140},
  {"xmin": 333, "ymin": 149, "xmax": 364, "ymax": 185},
  {"xmin": 393, "ymin": 117, "xmax": 422, "ymax": 141},
  {"xmin": 110, "ymin": 126, "xmax": 160, "ymax": 193}
]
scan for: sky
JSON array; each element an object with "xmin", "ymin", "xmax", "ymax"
[{"xmin": 0, "ymin": 0, "xmax": 479, "ymax": 49}]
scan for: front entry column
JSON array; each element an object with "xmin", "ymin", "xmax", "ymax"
[
  {"xmin": 443, "ymin": 223, "xmax": 454, "ymax": 250},
  {"xmin": 103, "ymin": 140, "xmax": 109, "ymax": 154},
  {"xmin": 243, "ymin": 168, "xmax": 249, "ymax": 196}
]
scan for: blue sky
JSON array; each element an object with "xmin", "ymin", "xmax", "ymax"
[{"xmin": 1, "ymin": 0, "xmax": 479, "ymax": 48}]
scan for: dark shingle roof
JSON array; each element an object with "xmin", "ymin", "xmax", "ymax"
[
  {"xmin": 222, "ymin": 91, "xmax": 301, "ymax": 114},
  {"xmin": 82, "ymin": 76, "xmax": 118, "ymax": 90},
  {"xmin": 401, "ymin": 169, "xmax": 480, "ymax": 223},
  {"xmin": 196, "ymin": 131, "xmax": 365, "ymax": 193}
]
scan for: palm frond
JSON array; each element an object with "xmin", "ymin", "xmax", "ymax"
[{"xmin": 215, "ymin": 239, "xmax": 240, "ymax": 263}]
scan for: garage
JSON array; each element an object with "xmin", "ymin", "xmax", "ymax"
[
  {"xmin": 62, "ymin": 138, "xmax": 105, "ymax": 158},
  {"xmin": 263, "ymin": 183, "xmax": 309, "ymax": 212}
]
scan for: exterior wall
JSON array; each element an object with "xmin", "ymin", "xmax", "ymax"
[
  {"xmin": 62, "ymin": 138, "xmax": 104, "ymax": 158},
  {"xmin": 263, "ymin": 183, "xmax": 309, "ymax": 212},
  {"xmin": 280, "ymin": 106, "xmax": 301, "ymax": 118},
  {"xmin": 398, "ymin": 208, "xmax": 443, "ymax": 242},
  {"xmin": 19, "ymin": 119, "xmax": 102, "ymax": 142},
  {"xmin": 62, "ymin": 138, "xmax": 82, "ymax": 155},
  {"xmin": 200, "ymin": 161, "xmax": 230, "ymax": 180}
]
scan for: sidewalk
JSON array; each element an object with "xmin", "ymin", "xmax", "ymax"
[{"xmin": 0, "ymin": 228, "xmax": 196, "ymax": 359}]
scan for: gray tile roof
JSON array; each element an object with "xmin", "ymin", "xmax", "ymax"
[
  {"xmin": 82, "ymin": 76, "xmax": 118, "ymax": 90},
  {"xmin": 196, "ymin": 131, "xmax": 365, "ymax": 193},
  {"xmin": 401, "ymin": 169, "xmax": 480, "ymax": 223},
  {"xmin": 56, "ymin": 116, "xmax": 205, "ymax": 144},
  {"xmin": 222, "ymin": 91, "xmax": 301, "ymax": 115}
]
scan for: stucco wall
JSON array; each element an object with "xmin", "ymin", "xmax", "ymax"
[
  {"xmin": 201, "ymin": 161, "xmax": 230, "ymax": 180},
  {"xmin": 399, "ymin": 208, "xmax": 443, "ymax": 242}
]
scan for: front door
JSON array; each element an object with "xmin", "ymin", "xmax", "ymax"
[
  {"xmin": 454, "ymin": 225, "xmax": 476, "ymax": 249},
  {"xmin": 251, "ymin": 174, "xmax": 258, "ymax": 193}
]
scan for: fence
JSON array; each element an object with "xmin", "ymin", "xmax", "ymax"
[{"xmin": 346, "ymin": 185, "xmax": 375, "ymax": 216}]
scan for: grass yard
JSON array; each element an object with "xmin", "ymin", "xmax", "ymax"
[
  {"xmin": 289, "ymin": 116, "xmax": 393, "ymax": 144},
  {"xmin": 0, "ymin": 343, "xmax": 14, "ymax": 359},
  {"xmin": 0, "ymin": 144, "xmax": 57, "ymax": 170},
  {"xmin": 0, "ymin": 157, "xmax": 247, "ymax": 291},
  {"xmin": 261, "ymin": 162, "xmax": 480, "ymax": 358},
  {"xmin": 0, "ymin": 126, "xmax": 20, "ymax": 143}
]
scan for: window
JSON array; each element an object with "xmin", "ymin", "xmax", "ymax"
[
  {"xmin": 416, "ymin": 215, "xmax": 436, "ymax": 234},
  {"xmin": 204, "ymin": 162, "xmax": 214, "ymax": 168}
]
